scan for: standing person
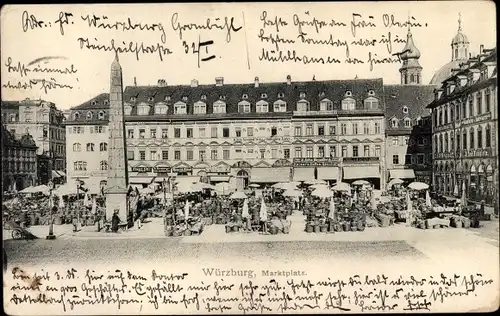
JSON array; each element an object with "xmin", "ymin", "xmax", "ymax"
[{"xmin": 111, "ymin": 209, "xmax": 120, "ymax": 233}]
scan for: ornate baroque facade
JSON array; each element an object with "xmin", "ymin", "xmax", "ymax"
[{"xmin": 428, "ymin": 47, "xmax": 497, "ymax": 206}]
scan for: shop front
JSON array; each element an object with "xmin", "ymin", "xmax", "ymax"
[
  {"xmin": 251, "ymin": 166, "xmax": 291, "ymax": 186},
  {"xmin": 232, "ymin": 161, "xmax": 252, "ymax": 191},
  {"xmin": 342, "ymin": 157, "xmax": 381, "ymax": 189},
  {"xmin": 208, "ymin": 162, "xmax": 231, "ymax": 184},
  {"xmin": 172, "ymin": 162, "xmax": 193, "ymax": 177},
  {"xmin": 129, "ymin": 164, "xmax": 154, "ymax": 188},
  {"xmin": 292, "ymin": 158, "xmax": 340, "ymax": 183}
]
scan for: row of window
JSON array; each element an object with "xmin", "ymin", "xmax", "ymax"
[
  {"xmin": 127, "ymin": 145, "xmax": 384, "ymax": 162},
  {"xmin": 3, "ymin": 161, "xmax": 36, "ymax": 173},
  {"xmin": 73, "ymin": 142, "xmax": 108, "ymax": 152},
  {"xmin": 390, "ymin": 136, "xmax": 428, "ymax": 146},
  {"xmin": 126, "ymin": 122, "xmax": 383, "ymax": 139},
  {"xmin": 68, "ymin": 126, "xmax": 106, "ymax": 134},
  {"xmin": 434, "ymin": 88, "xmax": 493, "ymax": 126},
  {"xmin": 392, "ymin": 154, "xmax": 430, "ymax": 165},
  {"xmin": 3, "ymin": 148, "xmax": 37, "ymax": 159},
  {"xmin": 389, "ymin": 116, "xmax": 425, "ymax": 128},
  {"xmin": 434, "ymin": 125, "xmax": 493, "ymax": 153}
]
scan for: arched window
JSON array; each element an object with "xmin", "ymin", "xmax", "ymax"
[
  {"xmin": 391, "ymin": 118, "xmax": 398, "ymax": 128},
  {"xmin": 86, "ymin": 111, "xmax": 93, "ymax": 120},
  {"xmin": 193, "ymin": 101, "xmax": 206, "ymax": 114},
  {"xmin": 462, "ymin": 131, "xmax": 467, "ymax": 150},
  {"xmin": 410, "ymin": 74, "xmax": 415, "ymax": 83},
  {"xmin": 73, "ymin": 112, "xmax": 80, "ymax": 120},
  {"xmin": 486, "ymin": 125, "xmax": 491, "ymax": 147},
  {"xmin": 444, "ymin": 133, "xmax": 449, "ymax": 152},
  {"xmin": 450, "ymin": 133, "xmax": 455, "ymax": 151},
  {"xmin": 100, "ymin": 142, "xmax": 108, "ymax": 151},
  {"xmin": 174, "ymin": 102, "xmax": 187, "ymax": 115},
  {"xmin": 86, "ymin": 143, "xmax": 95, "ymax": 152},
  {"xmin": 469, "ymin": 128, "xmax": 475, "ymax": 149},
  {"xmin": 100, "ymin": 160, "xmax": 108, "ymax": 171},
  {"xmin": 273, "ymin": 100, "xmax": 287, "ymax": 112},
  {"xmin": 439, "ymin": 134, "xmax": 443, "ymax": 152},
  {"xmin": 213, "ymin": 100, "xmax": 226, "ymax": 114},
  {"xmin": 320, "ymin": 98, "xmax": 334, "ymax": 111},
  {"xmin": 98, "ymin": 111, "xmax": 105, "ymax": 119},
  {"xmin": 455, "ymin": 48, "xmax": 458, "ymax": 59},
  {"xmin": 256, "ymin": 100, "xmax": 269, "ymax": 113},
  {"xmin": 297, "ymin": 100, "xmax": 310, "ymax": 112},
  {"xmin": 73, "ymin": 143, "xmax": 81, "ymax": 152},
  {"xmin": 341, "ymin": 98, "xmax": 355, "ymax": 110},
  {"xmin": 238, "ymin": 100, "xmax": 251, "ymax": 113}
]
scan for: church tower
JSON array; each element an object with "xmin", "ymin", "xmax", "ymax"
[
  {"xmin": 399, "ymin": 23, "xmax": 422, "ymax": 85},
  {"xmin": 105, "ymin": 52, "xmax": 129, "ymax": 221},
  {"xmin": 451, "ymin": 13, "xmax": 470, "ymax": 61}
]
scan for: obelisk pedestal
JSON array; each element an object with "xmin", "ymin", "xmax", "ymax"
[{"xmin": 105, "ymin": 52, "xmax": 130, "ymax": 222}]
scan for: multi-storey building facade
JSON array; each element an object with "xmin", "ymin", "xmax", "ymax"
[
  {"xmin": 1, "ymin": 125, "xmax": 38, "ymax": 191},
  {"xmin": 65, "ymin": 75, "xmax": 388, "ymax": 192},
  {"xmin": 428, "ymin": 47, "xmax": 497, "ymax": 206},
  {"xmin": 1, "ymin": 99, "xmax": 66, "ymax": 184},
  {"xmin": 384, "ymin": 27, "xmax": 436, "ymax": 184}
]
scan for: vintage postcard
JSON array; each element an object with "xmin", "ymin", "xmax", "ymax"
[{"xmin": 1, "ymin": 1, "xmax": 498, "ymax": 314}]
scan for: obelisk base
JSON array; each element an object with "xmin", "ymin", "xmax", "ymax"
[{"xmin": 105, "ymin": 188, "xmax": 129, "ymax": 222}]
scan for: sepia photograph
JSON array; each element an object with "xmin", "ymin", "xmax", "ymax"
[{"xmin": 1, "ymin": 1, "xmax": 498, "ymax": 314}]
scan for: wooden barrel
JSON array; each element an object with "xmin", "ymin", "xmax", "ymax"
[
  {"xmin": 184, "ymin": 229, "xmax": 191, "ymax": 236},
  {"xmin": 225, "ymin": 225, "xmax": 232, "ymax": 233},
  {"xmin": 232, "ymin": 226, "xmax": 239, "ymax": 232},
  {"xmin": 314, "ymin": 225, "xmax": 321, "ymax": 233},
  {"xmin": 356, "ymin": 221, "xmax": 366, "ymax": 231},
  {"xmin": 320, "ymin": 225, "xmax": 328, "ymax": 233},
  {"xmin": 233, "ymin": 214, "xmax": 242, "ymax": 223},
  {"xmin": 343, "ymin": 221, "xmax": 351, "ymax": 232},
  {"xmin": 305, "ymin": 223, "xmax": 314, "ymax": 233},
  {"xmin": 270, "ymin": 226, "xmax": 279, "ymax": 235},
  {"xmin": 462, "ymin": 218, "xmax": 471, "ymax": 228}
]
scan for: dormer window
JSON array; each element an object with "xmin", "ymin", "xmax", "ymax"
[
  {"xmin": 402, "ymin": 106, "xmax": 409, "ymax": 114},
  {"xmin": 278, "ymin": 92, "xmax": 285, "ymax": 98},
  {"xmin": 256, "ymin": 100, "xmax": 269, "ymax": 113},
  {"xmin": 319, "ymin": 92, "xmax": 325, "ymax": 97},
  {"xmin": 261, "ymin": 93, "xmax": 268, "ymax": 99},
  {"xmin": 341, "ymin": 98, "xmax": 355, "ymax": 110},
  {"xmin": 201, "ymin": 94, "xmax": 207, "ymax": 100},
  {"xmin": 391, "ymin": 118, "xmax": 399, "ymax": 128},
  {"xmin": 299, "ymin": 92, "xmax": 306, "ymax": 98},
  {"xmin": 242, "ymin": 94, "xmax": 248, "ymax": 100},
  {"xmin": 104, "ymin": 100, "xmax": 109, "ymax": 105},
  {"xmin": 296, "ymin": 100, "xmax": 310, "ymax": 112},
  {"xmin": 345, "ymin": 90, "xmax": 352, "ymax": 97},
  {"xmin": 137, "ymin": 104, "xmax": 150, "ymax": 116},
  {"xmin": 130, "ymin": 96, "xmax": 137, "ymax": 102},
  {"xmin": 273, "ymin": 100, "xmax": 286, "ymax": 112},
  {"xmin": 404, "ymin": 118, "xmax": 412, "ymax": 127},
  {"xmin": 154, "ymin": 103, "xmax": 168, "ymax": 115},
  {"xmin": 148, "ymin": 97, "xmax": 154, "ymax": 102},
  {"xmin": 219, "ymin": 95, "xmax": 226, "ymax": 100},
  {"xmin": 165, "ymin": 96, "xmax": 171, "ymax": 101},
  {"xmin": 364, "ymin": 97, "xmax": 379, "ymax": 109},
  {"xmin": 368, "ymin": 90, "xmax": 375, "ymax": 96},
  {"xmin": 213, "ymin": 100, "xmax": 226, "ymax": 113},
  {"xmin": 182, "ymin": 96, "xmax": 188, "ymax": 102},
  {"xmin": 91, "ymin": 101, "xmax": 97, "ymax": 106},
  {"xmin": 193, "ymin": 101, "xmax": 207, "ymax": 114},
  {"xmin": 98, "ymin": 111, "xmax": 105, "ymax": 119},
  {"xmin": 174, "ymin": 101, "xmax": 187, "ymax": 115},
  {"xmin": 73, "ymin": 112, "xmax": 80, "ymax": 120},
  {"xmin": 124, "ymin": 105, "xmax": 132, "ymax": 115},
  {"xmin": 320, "ymin": 98, "xmax": 334, "ymax": 111},
  {"xmin": 238, "ymin": 100, "xmax": 251, "ymax": 113},
  {"xmin": 86, "ymin": 111, "xmax": 93, "ymax": 120}
]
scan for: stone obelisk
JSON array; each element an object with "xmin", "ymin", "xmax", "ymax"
[{"xmin": 105, "ymin": 52, "xmax": 129, "ymax": 221}]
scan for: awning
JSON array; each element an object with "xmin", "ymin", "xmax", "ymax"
[
  {"xmin": 293, "ymin": 168, "xmax": 315, "ymax": 182},
  {"xmin": 251, "ymin": 167, "xmax": 291, "ymax": 183},
  {"xmin": 56, "ymin": 170, "xmax": 66, "ymax": 177},
  {"xmin": 52, "ymin": 170, "xmax": 62, "ymax": 178},
  {"xmin": 317, "ymin": 167, "xmax": 339, "ymax": 180},
  {"xmin": 129, "ymin": 177, "xmax": 153, "ymax": 184},
  {"xmin": 389, "ymin": 169, "xmax": 415, "ymax": 179},
  {"xmin": 343, "ymin": 166, "xmax": 379, "ymax": 179},
  {"xmin": 210, "ymin": 175, "xmax": 231, "ymax": 182}
]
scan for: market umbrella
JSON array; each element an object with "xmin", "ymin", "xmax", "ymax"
[
  {"xmin": 184, "ymin": 201, "xmax": 190, "ymax": 219},
  {"xmin": 139, "ymin": 187, "xmax": 155, "ymax": 195},
  {"xmin": 53, "ymin": 183, "xmax": 77, "ymax": 196},
  {"xmin": 407, "ymin": 181, "xmax": 429, "ymax": 191},
  {"xmin": 195, "ymin": 182, "xmax": 216, "ymax": 190},
  {"xmin": 283, "ymin": 189, "xmax": 303, "ymax": 197},
  {"xmin": 406, "ymin": 191, "xmax": 413, "ymax": 227},
  {"xmin": 230, "ymin": 191, "xmax": 247, "ymax": 199},
  {"xmin": 453, "ymin": 184, "xmax": 459, "ymax": 196},
  {"xmin": 425, "ymin": 190, "xmax": 432, "ymax": 207},
  {"xmin": 332, "ymin": 182, "xmax": 351, "ymax": 192},
  {"xmin": 12, "ymin": 181, "xmax": 17, "ymax": 193},
  {"xmin": 259, "ymin": 198, "xmax": 268, "ymax": 221},
  {"xmin": 310, "ymin": 183, "xmax": 328, "ymax": 190},
  {"xmin": 19, "ymin": 186, "xmax": 35, "ymax": 194},
  {"xmin": 153, "ymin": 192, "xmax": 173, "ymax": 200},
  {"xmin": 387, "ymin": 178, "xmax": 404, "ymax": 188},
  {"xmin": 461, "ymin": 182, "xmax": 467, "ymax": 206},
  {"xmin": 311, "ymin": 187, "xmax": 333, "ymax": 198},
  {"xmin": 328, "ymin": 197, "xmax": 336, "ymax": 220},
  {"xmin": 242, "ymin": 199, "xmax": 249, "ymax": 218},
  {"xmin": 370, "ymin": 193, "xmax": 377, "ymax": 210},
  {"xmin": 83, "ymin": 192, "xmax": 91, "ymax": 207},
  {"xmin": 248, "ymin": 184, "xmax": 260, "ymax": 188},
  {"xmin": 352, "ymin": 180, "xmax": 370, "ymax": 186},
  {"xmin": 352, "ymin": 190, "xmax": 358, "ymax": 201},
  {"xmin": 91, "ymin": 197, "xmax": 97, "ymax": 214}
]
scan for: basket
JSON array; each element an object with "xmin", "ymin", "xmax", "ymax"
[
  {"xmin": 314, "ymin": 225, "xmax": 321, "ymax": 233},
  {"xmin": 183, "ymin": 229, "xmax": 191, "ymax": 236},
  {"xmin": 343, "ymin": 221, "xmax": 351, "ymax": 232},
  {"xmin": 270, "ymin": 226, "xmax": 279, "ymax": 235},
  {"xmin": 232, "ymin": 226, "xmax": 239, "ymax": 232},
  {"xmin": 225, "ymin": 225, "xmax": 232, "ymax": 233},
  {"xmin": 320, "ymin": 225, "xmax": 328, "ymax": 233},
  {"xmin": 305, "ymin": 223, "xmax": 314, "ymax": 233}
]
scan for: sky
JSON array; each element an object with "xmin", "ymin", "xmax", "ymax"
[{"xmin": 1, "ymin": 1, "xmax": 496, "ymax": 110}]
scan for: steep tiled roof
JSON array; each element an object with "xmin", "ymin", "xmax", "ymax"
[
  {"xmin": 1, "ymin": 101, "xmax": 20, "ymax": 109},
  {"xmin": 1, "ymin": 126, "xmax": 37, "ymax": 148},
  {"xmin": 69, "ymin": 78, "xmax": 385, "ymax": 120},
  {"xmin": 384, "ymin": 84, "xmax": 435, "ymax": 130}
]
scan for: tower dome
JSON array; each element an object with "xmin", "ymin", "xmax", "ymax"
[
  {"xmin": 400, "ymin": 30, "xmax": 421, "ymax": 59},
  {"xmin": 398, "ymin": 23, "xmax": 422, "ymax": 85}
]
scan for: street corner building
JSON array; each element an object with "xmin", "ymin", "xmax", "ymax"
[{"xmin": 1, "ymin": 99, "xmax": 67, "ymax": 190}]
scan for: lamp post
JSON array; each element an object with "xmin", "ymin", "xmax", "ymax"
[
  {"xmin": 46, "ymin": 181, "xmax": 56, "ymax": 240},
  {"xmin": 75, "ymin": 179, "xmax": 81, "ymax": 231}
]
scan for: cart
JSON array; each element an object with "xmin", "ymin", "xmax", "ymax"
[{"xmin": 5, "ymin": 221, "xmax": 38, "ymax": 240}]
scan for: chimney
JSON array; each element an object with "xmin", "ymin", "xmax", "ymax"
[
  {"xmin": 480, "ymin": 44, "xmax": 484, "ymax": 55},
  {"xmin": 286, "ymin": 75, "xmax": 291, "ymax": 85},
  {"xmin": 254, "ymin": 76, "xmax": 259, "ymax": 88},
  {"xmin": 215, "ymin": 77, "xmax": 224, "ymax": 86},
  {"xmin": 157, "ymin": 79, "xmax": 167, "ymax": 87},
  {"xmin": 191, "ymin": 79, "xmax": 199, "ymax": 87},
  {"xmin": 134, "ymin": 77, "xmax": 137, "ymax": 86}
]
